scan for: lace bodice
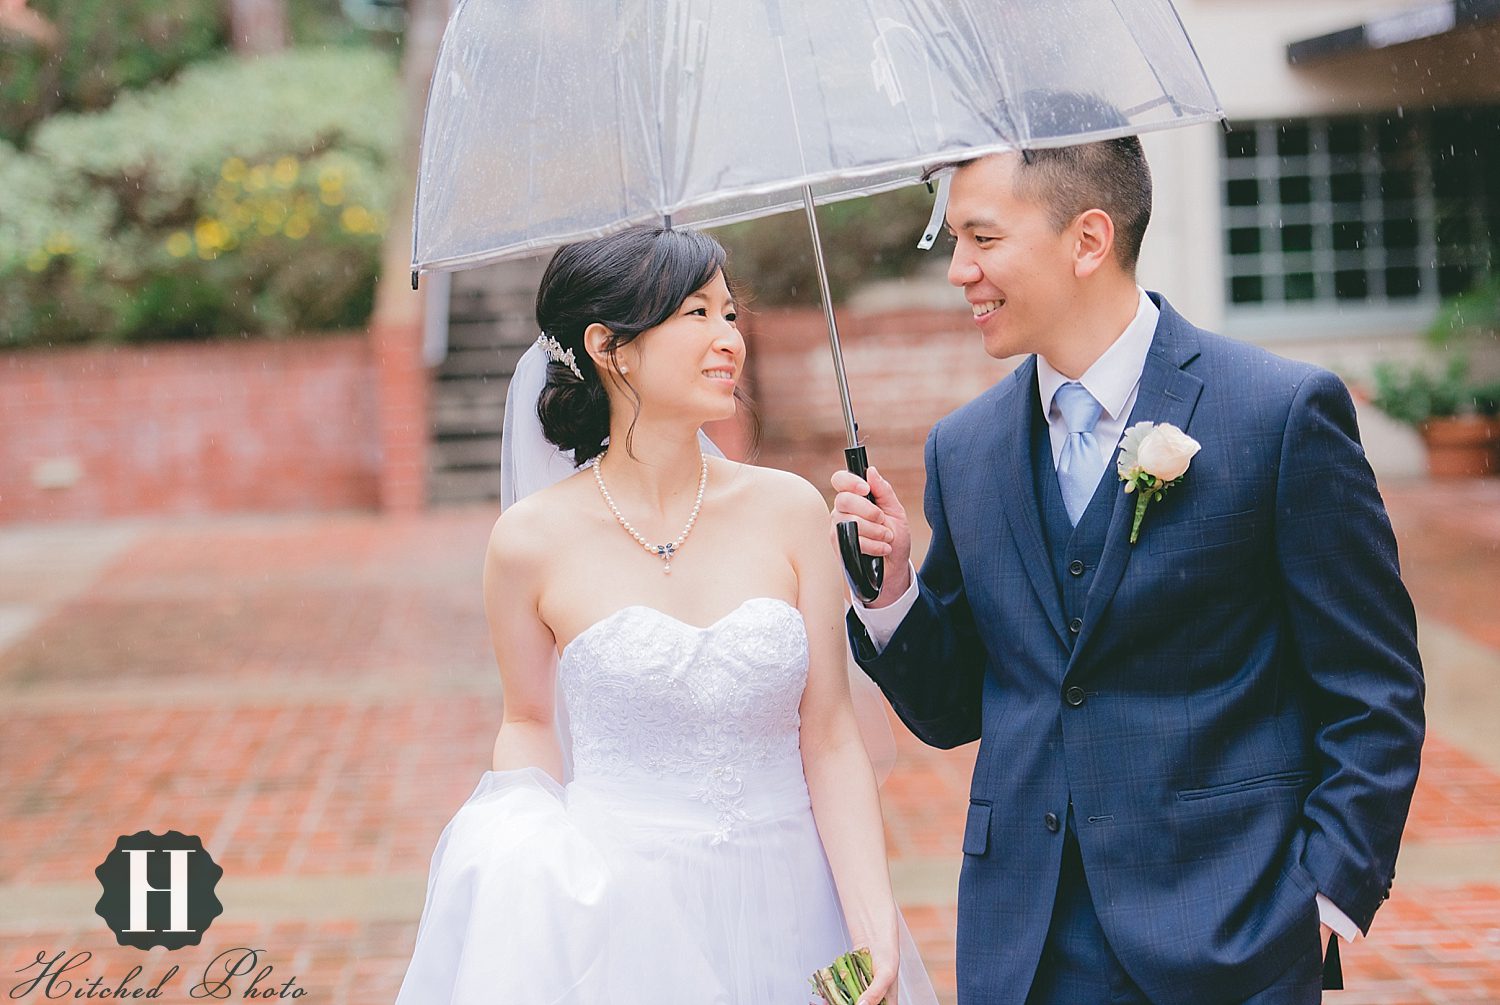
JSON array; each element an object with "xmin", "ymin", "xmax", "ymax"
[{"xmin": 559, "ymin": 597, "xmax": 810, "ymax": 842}]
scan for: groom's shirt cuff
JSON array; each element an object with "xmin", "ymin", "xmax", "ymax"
[
  {"xmin": 1317, "ymin": 893, "xmax": 1361, "ymax": 942},
  {"xmin": 849, "ymin": 562, "xmax": 919, "ymax": 652}
]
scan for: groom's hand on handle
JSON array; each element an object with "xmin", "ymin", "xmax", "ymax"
[{"xmin": 830, "ymin": 466, "xmax": 912, "ymax": 608}]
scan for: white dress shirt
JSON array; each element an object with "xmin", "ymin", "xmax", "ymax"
[{"xmin": 848, "ymin": 287, "xmax": 1361, "ymax": 944}]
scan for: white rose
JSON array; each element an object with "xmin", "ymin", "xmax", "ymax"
[{"xmin": 1135, "ymin": 423, "xmax": 1201, "ymax": 482}]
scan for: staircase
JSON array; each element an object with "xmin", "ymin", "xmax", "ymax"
[{"xmin": 427, "ymin": 256, "xmax": 549, "ymax": 506}]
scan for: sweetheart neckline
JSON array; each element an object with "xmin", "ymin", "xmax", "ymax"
[{"xmin": 558, "ymin": 596, "xmax": 802, "ymax": 664}]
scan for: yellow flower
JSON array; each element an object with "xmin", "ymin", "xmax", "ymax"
[
  {"xmin": 246, "ymin": 164, "xmax": 269, "ymax": 191},
  {"xmin": 221, "ymin": 157, "xmax": 247, "ymax": 183},
  {"xmin": 273, "ymin": 156, "xmax": 300, "ymax": 187},
  {"xmin": 320, "ymin": 187, "xmax": 345, "ymax": 206},
  {"xmin": 318, "ymin": 166, "xmax": 345, "ymax": 189},
  {"xmin": 195, "ymin": 218, "xmax": 229, "ymax": 250},
  {"xmin": 340, "ymin": 206, "xmax": 372, "ymax": 233},
  {"xmin": 44, "ymin": 232, "xmax": 75, "ymax": 256},
  {"xmin": 25, "ymin": 250, "xmax": 49, "ymax": 272},
  {"xmin": 165, "ymin": 231, "xmax": 193, "ymax": 257},
  {"xmin": 283, "ymin": 215, "xmax": 311, "ymax": 240}
]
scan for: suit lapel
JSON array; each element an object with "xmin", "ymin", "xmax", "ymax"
[
  {"xmin": 992, "ymin": 357, "xmax": 1069, "ymax": 648},
  {"xmin": 1068, "ymin": 296, "xmax": 1204, "ymax": 669}
]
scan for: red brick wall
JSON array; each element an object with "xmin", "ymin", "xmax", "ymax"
[
  {"xmin": 742, "ymin": 306, "xmax": 1019, "ymax": 507},
  {"xmin": 0, "ymin": 335, "xmax": 381, "ymax": 523}
]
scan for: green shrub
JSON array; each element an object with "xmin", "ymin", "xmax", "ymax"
[
  {"xmin": 0, "ymin": 0, "xmax": 388, "ymax": 147},
  {"xmin": 1428, "ymin": 274, "xmax": 1500, "ymax": 346},
  {"xmin": 1371, "ymin": 356, "xmax": 1472, "ymax": 426},
  {"xmin": 0, "ymin": 0, "xmax": 224, "ymax": 146},
  {"xmin": 0, "ymin": 48, "xmax": 400, "ymax": 347},
  {"xmin": 1472, "ymin": 381, "xmax": 1500, "ymax": 417}
]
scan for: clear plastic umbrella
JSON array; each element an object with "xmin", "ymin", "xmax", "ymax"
[{"xmin": 410, "ymin": 0, "xmax": 1224, "ymax": 598}]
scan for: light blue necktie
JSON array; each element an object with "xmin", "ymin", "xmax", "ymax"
[{"xmin": 1054, "ymin": 381, "xmax": 1105, "ymax": 526}]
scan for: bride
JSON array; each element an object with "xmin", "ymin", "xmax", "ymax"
[{"xmin": 395, "ymin": 225, "xmax": 938, "ymax": 1005}]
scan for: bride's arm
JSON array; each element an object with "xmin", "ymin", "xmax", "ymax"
[
  {"xmin": 786, "ymin": 475, "xmax": 902, "ymax": 1005},
  {"xmin": 482, "ymin": 506, "xmax": 567, "ymax": 782}
]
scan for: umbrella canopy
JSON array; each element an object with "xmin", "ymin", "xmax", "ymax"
[{"xmin": 411, "ymin": 0, "xmax": 1223, "ymax": 275}]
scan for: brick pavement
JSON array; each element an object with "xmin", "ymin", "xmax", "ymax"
[{"xmin": 2, "ymin": 480, "xmax": 1499, "ymax": 1004}]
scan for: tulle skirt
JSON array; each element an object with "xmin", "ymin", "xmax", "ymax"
[{"xmin": 395, "ymin": 766, "xmax": 939, "ymax": 1004}]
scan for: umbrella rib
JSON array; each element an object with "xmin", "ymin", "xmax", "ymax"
[
  {"xmin": 523, "ymin": 5, "xmax": 551, "ymax": 241},
  {"xmin": 644, "ymin": 4, "xmax": 669, "ymax": 218},
  {"xmin": 1105, "ymin": 0, "xmax": 1181, "ymax": 119},
  {"xmin": 774, "ymin": 37, "xmax": 811, "ymax": 177},
  {"xmin": 945, "ymin": 1, "xmax": 1025, "ymax": 150}
]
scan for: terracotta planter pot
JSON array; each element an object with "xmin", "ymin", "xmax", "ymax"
[
  {"xmin": 1489, "ymin": 417, "xmax": 1500, "ymax": 476},
  {"xmin": 1419, "ymin": 416, "xmax": 1497, "ymax": 478}
]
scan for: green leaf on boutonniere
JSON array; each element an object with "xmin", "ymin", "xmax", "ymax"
[{"xmin": 1116, "ymin": 421, "xmax": 1202, "ymax": 544}]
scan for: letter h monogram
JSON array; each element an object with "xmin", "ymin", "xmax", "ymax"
[{"xmin": 123, "ymin": 848, "xmax": 195, "ymax": 933}]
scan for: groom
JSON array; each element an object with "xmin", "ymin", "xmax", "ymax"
[{"xmin": 831, "ymin": 139, "xmax": 1424, "ymax": 1004}]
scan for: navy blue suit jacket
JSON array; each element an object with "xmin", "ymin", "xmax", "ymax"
[{"xmin": 848, "ymin": 294, "xmax": 1425, "ymax": 1004}]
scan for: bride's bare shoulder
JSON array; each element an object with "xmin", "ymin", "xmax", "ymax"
[
  {"xmin": 712, "ymin": 458, "xmax": 829, "ymax": 523},
  {"xmin": 486, "ymin": 469, "xmax": 596, "ymax": 566}
]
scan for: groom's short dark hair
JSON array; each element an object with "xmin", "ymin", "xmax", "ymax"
[
  {"xmin": 1014, "ymin": 137, "xmax": 1153, "ymax": 273},
  {"xmin": 933, "ymin": 90, "xmax": 1154, "ymax": 272}
]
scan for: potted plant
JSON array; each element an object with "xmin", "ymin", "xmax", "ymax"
[
  {"xmin": 1475, "ymin": 380, "xmax": 1500, "ymax": 472},
  {"xmin": 1371, "ymin": 356, "xmax": 1494, "ymax": 477}
]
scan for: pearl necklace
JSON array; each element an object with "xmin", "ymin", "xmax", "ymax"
[{"xmin": 590, "ymin": 450, "xmax": 707, "ymax": 574}]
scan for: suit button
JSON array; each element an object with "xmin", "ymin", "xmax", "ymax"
[
  {"xmin": 1068, "ymin": 617, "xmax": 1083, "ymax": 634},
  {"xmin": 1064, "ymin": 685, "xmax": 1086, "ymax": 707},
  {"xmin": 1068, "ymin": 560, "xmax": 1085, "ymax": 577},
  {"xmin": 1044, "ymin": 812, "xmax": 1061, "ymax": 833}
]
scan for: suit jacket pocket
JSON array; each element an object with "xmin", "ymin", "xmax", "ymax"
[
  {"xmin": 1148, "ymin": 507, "xmax": 1257, "ymax": 556},
  {"xmin": 963, "ymin": 800, "xmax": 992, "ymax": 855},
  {"xmin": 1176, "ymin": 769, "xmax": 1310, "ymax": 801}
]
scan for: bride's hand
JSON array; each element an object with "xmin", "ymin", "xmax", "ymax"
[{"xmin": 851, "ymin": 932, "xmax": 901, "ymax": 1005}]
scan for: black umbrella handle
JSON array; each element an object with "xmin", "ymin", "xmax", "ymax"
[{"xmin": 838, "ymin": 444, "xmax": 885, "ymax": 605}]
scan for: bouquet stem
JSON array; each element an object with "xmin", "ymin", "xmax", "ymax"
[{"xmin": 811, "ymin": 947, "xmax": 883, "ymax": 1005}]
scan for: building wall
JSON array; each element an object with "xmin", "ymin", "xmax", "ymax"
[
  {"xmin": 743, "ymin": 306, "xmax": 1016, "ymax": 506},
  {"xmin": 0, "ymin": 335, "xmax": 382, "ymax": 524},
  {"xmin": 1144, "ymin": 1, "xmax": 1500, "ymax": 344}
]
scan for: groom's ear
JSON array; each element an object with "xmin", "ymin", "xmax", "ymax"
[{"xmin": 1071, "ymin": 208, "xmax": 1117, "ymax": 279}]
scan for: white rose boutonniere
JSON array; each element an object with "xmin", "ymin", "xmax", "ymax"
[{"xmin": 1116, "ymin": 422, "xmax": 1202, "ymax": 544}]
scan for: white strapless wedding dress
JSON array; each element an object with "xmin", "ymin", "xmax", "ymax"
[{"xmin": 395, "ymin": 596, "xmax": 939, "ymax": 1004}]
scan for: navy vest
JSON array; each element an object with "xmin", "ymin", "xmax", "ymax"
[{"xmin": 1029, "ymin": 390, "xmax": 1115, "ymax": 652}]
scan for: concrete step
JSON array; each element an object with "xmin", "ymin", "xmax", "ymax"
[
  {"xmin": 430, "ymin": 435, "xmax": 503, "ymax": 470},
  {"xmin": 438, "ymin": 345, "xmax": 529, "ymax": 378},
  {"xmin": 431, "ymin": 256, "xmax": 553, "ymax": 508},
  {"xmin": 431, "ymin": 395, "xmax": 505, "ymax": 435},
  {"xmin": 428, "ymin": 467, "xmax": 501, "ymax": 505}
]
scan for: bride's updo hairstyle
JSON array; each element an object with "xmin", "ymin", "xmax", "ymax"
[{"xmin": 535, "ymin": 226, "xmax": 728, "ymax": 464}]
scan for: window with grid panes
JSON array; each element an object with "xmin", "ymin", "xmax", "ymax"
[{"xmin": 1221, "ymin": 109, "xmax": 1499, "ymax": 311}]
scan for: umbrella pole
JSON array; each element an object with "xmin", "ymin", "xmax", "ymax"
[
  {"xmin": 801, "ymin": 186, "xmax": 884, "ymax": 603},
  {"xmin": 800, "ymin": 186, "xmax": 859, "ymax": 448}
]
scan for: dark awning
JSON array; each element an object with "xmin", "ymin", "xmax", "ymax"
[{"xmin": 1288, "ymin": 0, "xmax": 1500, "ymax": 64}]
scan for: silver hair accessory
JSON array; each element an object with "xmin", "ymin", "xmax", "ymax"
[{"xmin": 536, "ymin": 333, "xmax": 584, "ymax": 380}]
